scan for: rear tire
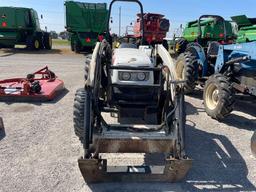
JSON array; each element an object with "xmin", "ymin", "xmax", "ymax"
[
  {"xmin": 71, "ymin": 43, "xmax": 75, "ymax": 52},
  {"xmin": 43, "ymin": 33, "xmax": 52, "ymax": 50},
  {"xmin": 74, "ymin": 41, "xmax": 81, "ymax": 53},
  {"xmin": 176, "ymin": 51, "xmax": 197, "ymax": 94},
  {"xmin": 174, "ymin": 38, "xmax": 188, "ymax": 55},
  {"xmin": 203, "ymin": 74, "xmax": 234, "ymax": 120},
  {"xmin": 27, "ymin": 36, "xmax": 41, "ymax": 50}
]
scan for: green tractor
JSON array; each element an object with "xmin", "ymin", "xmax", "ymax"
[
  {"xmin": 65, "ymin": 1, "xmax": 109, "ymax": 53},
  {"xmin": 231, "ymin": 15, "xmax": 256, "ymax": 43},
  {"xmin": 174, "ymin": 15, "xmax": 237, "ymax": 93},
  {"xmin": 0, "ymin": 7, "xmax": 52, "ymax": 50},
  {"xmin": 171, "ymin": 15, "xmax": 235, "ymax": 55}
]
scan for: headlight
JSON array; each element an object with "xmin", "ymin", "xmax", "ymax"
[
  {"xmin": 137, "ymin": 72, "xmax": 146, "ymax": 81},
  {"xmin": 121, "ymin": 72, "xmax": 131, "ymax": 81},
  {"xmin": 118, "ymin": 71, "xmax": 149, "ymax": 81}
]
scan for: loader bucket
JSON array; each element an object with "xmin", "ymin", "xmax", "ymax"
[
  {"xmin": 78, "ymin": 132, "xmax": 192, "ymax": 183},
  {"xmin": 78, "ymin": 157, "xmax": 192, "ymax": 183},
  {"xmin": 251, "ymin": 131, "xmax": 256, "ymax": 157}
]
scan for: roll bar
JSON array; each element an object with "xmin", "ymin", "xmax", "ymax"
[
  {"xmin": 197, "ymin": 15, "xmax": 227, "ymax": 41},
  {"xmin": 107, "ymin": 0, "xmax": 145, "ymax": 44}
]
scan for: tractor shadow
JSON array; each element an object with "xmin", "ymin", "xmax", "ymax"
[
  {"xmin": 186, "ymin": 89, "xmax": 256, "ymax": 131},
  {"xmin": 0, "ymin": 117, "xmax": 6, "ymax": 141},
  {"xmin": 0, "ymin": 128, "xmax": 5, "ymax": 141},
  {"xmin": 221, "ymin": 96, "xmax": 256, "ymax": 131},
  {"xmin": 0, "ymin": 47, "xmax": 66, "ymax": 57},
  {"xmin": 185, "ymin": 101, "xmax": 205, "ymax": 116},
  {"xmin": 86, "ymin": 126, "xmax": 255, "ymax": 191},
  {"xmin": 86, "ymin": 123, "xmax": 255, "ymax": 191},
  {"xmin": 183, "ymin": 123, "xmax": 255, "ymax": 191}
]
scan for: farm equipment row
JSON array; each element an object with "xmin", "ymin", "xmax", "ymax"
[
  {"xmin": 0, "ymin": 0, "xmax": 255, "ymax": 185},
  {"xmin": 171, "ymin": 14, "xmax": 256, "ymax": 121}
]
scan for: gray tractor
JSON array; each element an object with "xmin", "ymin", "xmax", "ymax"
[{"xmin": 73, "ymin": 0, "xmax": 191, "ymax": 183}]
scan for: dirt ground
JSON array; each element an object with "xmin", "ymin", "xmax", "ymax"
[{"xmin": 0, "ymin": 46, "xmax": 255, "ymax": 192}]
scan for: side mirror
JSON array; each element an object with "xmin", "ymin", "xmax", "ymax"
[{"xmin": 41, "ymin": 14, "xmax": 43, "ymax": 19}]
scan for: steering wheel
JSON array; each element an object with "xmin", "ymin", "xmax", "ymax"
[{"xmin": 114, "ymin": 36, "xmax": 138, "ymax": 48}]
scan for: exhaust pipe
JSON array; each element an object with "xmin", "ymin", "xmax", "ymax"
[{"xmin": 251, "ymin": 131, "xmax": 256, "ymax": 157}]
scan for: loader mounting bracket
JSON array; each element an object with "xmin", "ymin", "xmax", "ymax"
[{"xmin": 78, "ymin": 157, "xmax": 192, "ymax": 183}]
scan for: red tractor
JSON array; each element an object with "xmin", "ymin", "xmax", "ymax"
[{"xmin": 133, "ymin": 13, "xmax": 170, "ymax": 44}]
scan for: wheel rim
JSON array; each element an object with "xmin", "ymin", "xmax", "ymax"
[
  {"xmin": 176, "ymin": 60, "xmax": 185, "ymax": 80},
  {"xmin": 205, "ymin": 83, "xmax": 219, "ymax": 110},
  {"xmin": 34, "ymin": 40, "xmax": 39, "ymax": 49},
  {"xmin": 175, "ymin": 43, "xmax": 180, "ymax": 52}
]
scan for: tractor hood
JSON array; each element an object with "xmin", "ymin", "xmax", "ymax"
[{"xmin": 112, "ymin": 48, "xmax": 153, "ymax": 67}]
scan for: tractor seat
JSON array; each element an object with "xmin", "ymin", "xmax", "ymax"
[
  {"xmin": 207, "ymin": 41, "xmax": 220, "ymax": 58},
  {"xmin": 119, "ymin": 43, "xmax": 137, "ymax": 49}
]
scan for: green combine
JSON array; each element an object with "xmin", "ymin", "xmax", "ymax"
[
  {"xmin": 169, "ymin": 15, "xmax": 236, "ymax": 55},
  {"xmin": 65, "ymin": 1, "xmax": 109, "ymax": 53},
  {"xmin": 0, "ymin": 7, "xmax": 52, "ymax": 50},
  {"xmin": 231, "ymin": 15, "xmax": 256, "ymax": 43}
]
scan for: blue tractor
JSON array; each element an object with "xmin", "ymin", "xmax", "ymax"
[{"xmin": 203, "ymin": 42, "xmax": 256, "ymax": 120}]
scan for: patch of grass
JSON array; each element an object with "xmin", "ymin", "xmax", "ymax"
[{"xmin": 52, "ymin": 39, "xmax": 70, "ymax": 46}]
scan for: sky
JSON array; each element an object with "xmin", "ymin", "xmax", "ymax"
[{"xmin": 1, "ymin": 0, "xmax": 256, "ymax": 37}]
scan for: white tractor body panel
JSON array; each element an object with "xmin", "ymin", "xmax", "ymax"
[{"xmin": 111, "ymin": 48, "xmax": 154, "ymax": 85}]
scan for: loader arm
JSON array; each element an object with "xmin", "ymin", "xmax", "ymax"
[{"xmin": 155, "ymin": 44, "xmax": 179, "ymax": 101}]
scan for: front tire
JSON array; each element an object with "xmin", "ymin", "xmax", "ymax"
[
  {"xmin": 203, "ymin": 74, "xmax": 234, "ymax": 120},
  {"xmin": 84, "ymin": 56, "xmax": 91, "ymax": 80},
  {"xmin": 73, "ymin": 88, "xmax": 93, "ymax": 149}
]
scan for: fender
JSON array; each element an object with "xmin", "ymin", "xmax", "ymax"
[{"xmin": 186, "ymin": 43, "xmax": 208, "ymax": 77}]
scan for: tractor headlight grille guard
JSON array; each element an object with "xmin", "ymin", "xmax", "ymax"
[{"xmin": 118, "ymin": 71, "xmax": 149, "ymax": 81}]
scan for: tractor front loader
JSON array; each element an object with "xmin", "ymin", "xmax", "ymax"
[{"xmin": 73, "ymin": 0, "xmax": 191, "ymax": 183}]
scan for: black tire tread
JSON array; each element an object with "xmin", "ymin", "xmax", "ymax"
[
  {"xmin": 84, "ymin": 56, "xmax": 91, "ymax": 80},
  {"xmin": 43, "ymin": 33, "xmax": 52, "ymax": 50},
  {"xmin": 183, "ymin": 51, "xmax": 197, "ymax": 94},
  {"xmin": 73, "ymin": 88, "xmax": 87, "ymax": 143},
  {"xmin": 175, "ymin": 38, "xmax": 188, "ymax": 55},
  {"xmin": 204, "ymin": 73, "xmax": 234, "ymax": 120}
]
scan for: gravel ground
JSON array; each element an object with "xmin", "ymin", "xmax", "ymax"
[{"xmin": 0, "ymin": 46, "xmax": 255, "ymax": 192}]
